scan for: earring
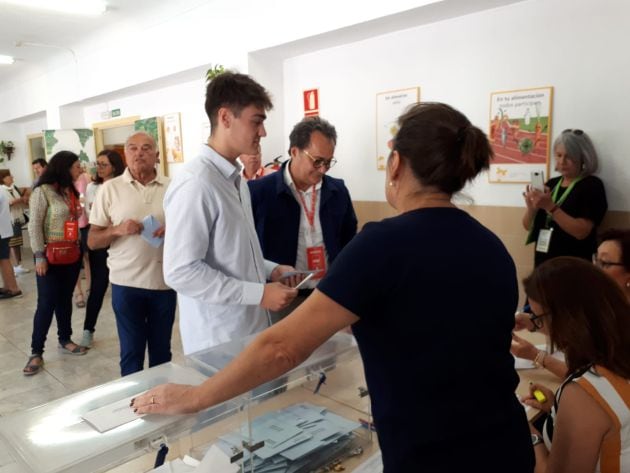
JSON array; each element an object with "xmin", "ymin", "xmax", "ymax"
[
  {"xmin": 388, "ymin": 181, "xmax": 394, "ymax": 187},
  {"xmin": 626, "ymin": 281, "xmax": 630, "ymax": 288}
]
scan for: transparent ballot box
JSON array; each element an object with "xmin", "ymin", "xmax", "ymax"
[
  {"xmin": 0, "ymin": 363, "xmax": 214, "ymax": 473},
  {"xmin": 185, "ymin": 332, "xmax": 375, "ymax": 472},
  {"xmin": 0, "ymin": 334, "xmax": 375, "ymax": 473}
]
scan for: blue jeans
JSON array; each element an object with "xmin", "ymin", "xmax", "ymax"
[
  {"xmin": 31, "ymin": 261, "xmax": 82, "ymax": 355},
  {"xmin": 111, "ymin": 284, "xmax": 176, "ymax": 376}
]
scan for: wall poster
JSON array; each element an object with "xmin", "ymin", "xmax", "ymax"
[
  {"xmin": 163, "ymin": 112, "xmax": 184, "ymax": 163},
  {"xmin": 376, "ymin": 87, "xmax": 419, "ymax": 171},
  {"xmin": 488, "ymin": 86, "xmax": 553, "ymax": 183}
]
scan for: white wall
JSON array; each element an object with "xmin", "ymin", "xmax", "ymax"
[
  {"xmin": 0, "ymin": 116, "xmax": 47, "ymax": 186},
  {"xmin": 279, "ymin": 0, "xmax": 630, "ymax": 210},
  {"xmin": 82, "ymin": 78, "xmax": 207, "ymax": 177}
]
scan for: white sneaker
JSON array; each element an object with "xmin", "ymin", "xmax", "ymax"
[{"xmin": 13, "ymin": 265, "xmax": 30, "ymax": 275}]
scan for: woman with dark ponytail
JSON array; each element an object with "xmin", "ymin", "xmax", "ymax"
[{"xmin": 133, "ymin": 103, "xmax": 533, "ymax": 472}]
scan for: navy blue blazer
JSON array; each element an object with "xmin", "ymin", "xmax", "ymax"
[{"xmin": 248, "ymin": 162, "xmax": 358, "ymax": 267}]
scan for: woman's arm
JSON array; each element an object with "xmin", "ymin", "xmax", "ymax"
[
  {"xmin": 544, "ymin": 382, "xmax": 611, "ymax": 473},
  {"xmin": 132, "ymin": 290, "xmax": 359, "ymax": 415},
  {"xmin": 529, "ymin": 189, "xmax": 593, "ymax": 240}
]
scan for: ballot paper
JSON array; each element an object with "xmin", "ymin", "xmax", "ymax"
[
  {"xmin": 196, "ymin": 445, "xmax": 240, "ymax": 473},
  {"xmin": 213, "ymin": 402, "xmax": 361, "ymax": 472},
  {"xmin": 141, "ymin": 214, "xmax": 164, "ymax": 248},
  {"xmin": 82, "ymin": 394, "xmax": 146, "ymax": 433}
]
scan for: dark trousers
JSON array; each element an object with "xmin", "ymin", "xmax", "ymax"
[
  {"xmin": 84, "ymin": 247, "xmax": 109, "ymax": 332},
  {"xmin": 31, "ymin": 261, "xmax": 82, "ymax": 355},
  {"xmin": 111, "ymin": 284, "xmax": 176, "ymax": 376}
]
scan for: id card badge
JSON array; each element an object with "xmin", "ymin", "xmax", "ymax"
[
  {"xmin": 306, "ymin": 246, "xmax": 327, "ymax": 279},
  {"xmin": 536, "ymin": 228, "xmax": 553, "ymax": 253},
  {"xmin": 64, "ymin": 220, "xmax": 79, "ymax": 241}
]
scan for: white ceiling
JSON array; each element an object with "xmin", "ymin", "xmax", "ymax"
[{"xmin": 0, "ymin": 0, "xmax": 207, "ymax": 83}]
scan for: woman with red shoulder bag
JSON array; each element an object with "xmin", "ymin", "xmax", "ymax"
[{"xmin": 24, "ymin": 151, "xmax": 87, "ymax": 376}]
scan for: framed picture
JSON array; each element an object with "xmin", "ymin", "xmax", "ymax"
[
  {"xmin": 488, "ymin": 86, "xmax": 553, "ymax": 183},
  {"xmin": 163, "ymin": 112, "xmax": 184, "ymax": 163},
  {"xmin": 376, "ymin": 87, "xmax": 420, "ymax": 171}
]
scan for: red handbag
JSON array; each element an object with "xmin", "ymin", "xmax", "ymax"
[{"xmin": 45, "ymin": 241, "xmax": 81, "ymax": 265}]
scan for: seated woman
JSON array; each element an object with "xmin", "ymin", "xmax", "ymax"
[
  {"xmin": 520, "ymin": 256, "xmax": 630, "ymax": 473},
  {"xmin": 594, "ymin": 228, "xmax": 630, "ymax": 301},
  {"xmin": 512, "ymin": 228, "xmax": 630, "ymax": 378}
]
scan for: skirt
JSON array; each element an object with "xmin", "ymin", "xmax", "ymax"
[{"xmin": 9, "ymin": 222, "xmax": 23, "ymax": 247}]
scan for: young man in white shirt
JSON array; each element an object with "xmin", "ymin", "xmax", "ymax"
[{"xmin": 163, "ymin": 72, "xmax": 297, "ymax": 355}]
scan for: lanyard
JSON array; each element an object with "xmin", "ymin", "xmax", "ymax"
[
  {"xmin": 296, "ymin": 186, "xmax": 318, "ymax": 231},
  {"xmin": 545, "ymin": 177, "xmax": 582, "ymax": 227},
  {"xmin": 63, "ymin": 190, "xmax": 80, "ymax": 221}
]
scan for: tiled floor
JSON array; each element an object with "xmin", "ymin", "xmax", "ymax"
[{"xmin": 0, "ymin": 249, "xmax": 185, "ymax": 417}]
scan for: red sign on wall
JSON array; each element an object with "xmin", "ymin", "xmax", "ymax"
[{"xmin": 303, "ymin": 89, "xmax": 319, "ymax": 117}]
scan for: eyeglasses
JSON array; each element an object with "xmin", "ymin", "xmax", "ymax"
[
  {"xmin": 562, "ymin": 129, "xmax": 584, "ymax": 135},
  {"xmin": 302, "ymin": 150, "xmax": 337, "ymax": 170},
  {"xmin": 592, "ymin": 254, "xmax": 625, "ymax": 269},
  {"xmin": 529, "ymin": 311, "xmax": 548, "ymax": 330},
  {"xmin": 96, "ymin": 162, "xmax": 111, "ymax": 168}
]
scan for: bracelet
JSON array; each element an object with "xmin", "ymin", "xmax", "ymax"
[
  {"xmin": 534, "ymin": 350, "xmax": 547, "ymax": 368},
  {"xmin": 548, "ymin": 204, "xmax": 559, "ymax": 214}
]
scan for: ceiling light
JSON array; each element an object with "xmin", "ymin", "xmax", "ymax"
[
  {"xmin": 0, "ymin": 55, "xmax": 15, "ymax": 65},
  {"xmin": 1, "ymin": 0, "xmax": 107, "ymax": 15}
]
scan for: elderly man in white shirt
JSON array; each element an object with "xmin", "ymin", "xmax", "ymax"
[{"xmin": 164, "ymin": 72, "xmax": 297, "ymax": 355}]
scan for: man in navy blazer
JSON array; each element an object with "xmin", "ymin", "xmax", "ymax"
[{"xmin": 248, "ymin": 117, "xmax": 357, "ymax": 321}]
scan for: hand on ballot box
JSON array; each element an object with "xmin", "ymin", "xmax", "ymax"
[{"xmin": 131, "ymin": 383, "xmax": 200, "ymax": 416}]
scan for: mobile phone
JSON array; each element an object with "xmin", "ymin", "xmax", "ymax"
[
  {"xmin": 530, "ymin": 171, "xmax": 545, "ymax": 192},
  {"xmin": 295, "ymin": 272, "xmax": 315, "ymax": 290}
]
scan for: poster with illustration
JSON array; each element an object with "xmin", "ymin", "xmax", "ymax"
[
  {"xmin": 489, "ymin": 86, "xmax": 553, "ymax": 183},
  {"xmin": 375, "ymin": 87, "xmax": 419, "ymax": 171},
  {"xmin": 163, "ymin": 113, "xmax": 184, "ymax": 163}
]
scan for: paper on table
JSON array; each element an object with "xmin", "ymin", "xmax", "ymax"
[
  {"xmin": 82, "ymin": 394, "xmax": 146, "ymax": 433},
  {"xmin": 197, "ymin": 444, "xmax": 240, "ymax": 473},
  {"xmin": 141, "ymin": 214, "xmax": 164, "ymax": 248}
]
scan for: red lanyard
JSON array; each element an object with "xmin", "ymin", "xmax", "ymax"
[
  {"xmin": 296, "ymin": 186, "xmax": 317, "ymax": 230},
  {"xmin": 63, "ymin": 190, "xmax": 80, "ymax": 221}
]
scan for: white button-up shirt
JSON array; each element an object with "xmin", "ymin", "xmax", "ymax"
[
  {"xmin": 163, "ymin": 145, "xmax": 277, "ymax": 355},
  {"xmin": 283, "ymin": 162, "xmax": 327, "ymax": 288}
]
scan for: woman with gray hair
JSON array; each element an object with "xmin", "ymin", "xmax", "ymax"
[{"xmin": 522, "ymin": 129, "xmax": 607, "ymax": 267}]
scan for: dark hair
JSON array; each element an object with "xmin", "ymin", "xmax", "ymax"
[
  {"xmin": 0, "ymin": 169, "xmax": 10, "ymax": 181},
  {"xmin": 94, "ymin": 149, "xmax": 125, "ymax": 184},
  {"xmin": 288, "ymin": 117, "xmax": 337, "ymax": 155},
  {"xmin": 34, "ymin": 151, "xmax": 79, "ymax": 196},
  {"xmin": 524, "ymin": 256, "xmax": 630, "ymax": 378},
  {"xmin": 205, "ymin": 72, "xmax": 273, "ymax": 131},
  {"xmin": 599, "ymin": 228, "xmax": 630, "ymax": 272},
  {"xmin": 392, "ymin": 102, "xmax": 492, "ymax": 194},
  {"xmin": 32, "ymin": 158, "xmax": 47, "ymax": 167}
]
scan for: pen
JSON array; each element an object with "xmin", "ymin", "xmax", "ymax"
[{"xmin": 295, "ymin": 272, "xmax": 315, "ymax": 290}]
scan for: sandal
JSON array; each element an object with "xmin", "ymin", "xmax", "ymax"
[
  {"xmin": 23, "ymin": 355, "xmax": 44, "ymax": 376},
  {"xmin": 75, "ymin": 293, "xmax": 86, "ymax": 308},
  {"xmin": 58, "ymin": 341, "xmax": 88, "ymax": 356}
]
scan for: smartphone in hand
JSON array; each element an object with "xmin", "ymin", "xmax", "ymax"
[{"xmin": 530, "ymin": 171, "xmax": 545, "ymax": 192}]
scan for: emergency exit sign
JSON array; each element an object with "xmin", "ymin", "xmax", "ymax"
[{"xmin": 111, "ymin": 108, "xmax": 121, "ymax": 118}]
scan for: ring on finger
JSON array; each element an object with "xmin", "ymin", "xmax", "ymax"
[{"xmin": 151, "ymin": 395, "xmax": 155, "ymax": 405}]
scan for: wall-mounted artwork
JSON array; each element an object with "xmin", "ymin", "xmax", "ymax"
[
  {"xmin": 163, "ymin": 113, "xmax": 184, "ymax": 163},
  {"xmin": 376, "ymin": 87, "xmax": 420, "ymax": 171},
  {"xmin": 134, "ymin": 117, "xmax": 166, "ymax": 176},
  {"xmin": 488, "ymin": 86, "xmax": 553, "ymax": 183},
  {"xmin": 43, "ymin": 128, "xmax": 96, "ymax": 163}
]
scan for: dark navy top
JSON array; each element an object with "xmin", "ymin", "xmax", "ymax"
[{"xmin": 318, "ymin": 207, "xmax": 533, "ymax": 472}]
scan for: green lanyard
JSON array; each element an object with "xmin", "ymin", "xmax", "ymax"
[{"xmin": 544, "ymin": 177, "xmax": 582, "ymax": 227}]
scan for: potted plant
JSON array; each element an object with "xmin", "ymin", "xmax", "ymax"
[{"xmin": 0, "ymin": 140, "xmax": 15, "ymax": 161}]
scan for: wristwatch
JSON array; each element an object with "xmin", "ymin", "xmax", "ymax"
[{"xmin": 531, "ymin": 433, "xmax": 544, "ymax": 446}]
